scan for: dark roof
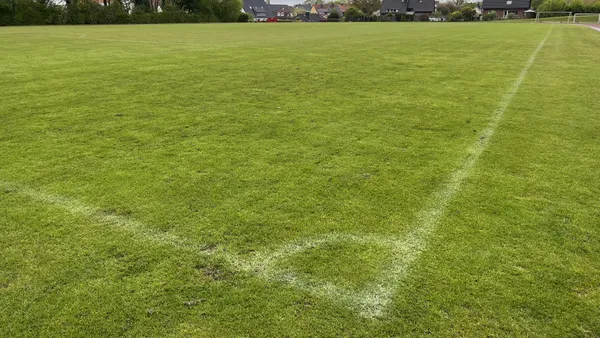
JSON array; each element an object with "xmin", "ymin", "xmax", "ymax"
[
  {"xmin": 381, "ymin": 0, "xmax": 434, "ymax": 13},
  {"xmin": 295, "ymin": 13, "xmax": 311, "ymax": 21},
  {"xmin": 482, "ymin": 0, "xmax": 530, "ymax": 9},
  {"xmin": 243, "ymin": 0, "xmax": 274, "ymax": 18},
  {"xmin": 271, "ymin": 4, "xmax": 293, "ymax": 17},
  {"xmin": 411, "ymin": 0, "xmax": 434, "ymax": 12},
  {"xmin": 309, "ymin": 13, "xmax": 326, "ymax": 21},
  {"xmin": 381, "ymin": 0, "xmax": 407, "ymax": 13},
  {"xmin": 271, "ymin": 4, "xmax": 292, "ymax": 10}
]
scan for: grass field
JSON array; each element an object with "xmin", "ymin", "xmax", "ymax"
[{"xmin": 1, "ymin": 22, "xmax": 600, "ymax": 336}]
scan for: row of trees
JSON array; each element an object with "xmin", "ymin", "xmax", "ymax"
[
  {"xmin": 535, "ymin": 0, "xmax": 600, "ymax": 12},
  {"xmin": 436, "ymin": 2, "xmax": 478, "ymax": 21},
  {"xmin": 0, "ymin": 0, "xmax": 242, "ymax": 25}
]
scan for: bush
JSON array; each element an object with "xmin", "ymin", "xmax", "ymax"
[
  {"xmin": 506, "ymin": 12, "xmax": 519, "ymax": 19},
  {"xmin": 437, "ymin": 2, "xmax": 457, "ymax": 17},
  {"xmin": 537, "ymin": 0, "xmax": 567, "ymax": 12},
  {"xmin": 212, "ymin": 0, "xmax": 241, "ymax": 22},
  {"xmin": 449, "ymin": 10, "xmax": 462, "ymax": 21},
  {"xmin": 237, "ymin": 12, "xmax": 249, "ymax": 22},
  {"xmin": 460, "ymin": 6, "xmax": 476, "ymax": 21},
  {"xmin": 328, "ymin": 9, "xmax": 340, "ymax": 19},
  {"xmin": 415, "ymin": 14, "xmax": 429, "ymax": 21},
  {"xmin": 482, "ymin": 11, "xmax": 496, "ymax": 21},
  {"xmin": 395, "ymin": 13, "xmax": 410, "ymax": 21},
  {"xmin": 344, "ymin": 6, "xmax": 363, "ymax": 21},
  {"xmin": 567, "ymin": 0, "xmax": 585, "ymax": 13}
]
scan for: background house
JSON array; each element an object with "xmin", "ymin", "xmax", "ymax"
[
  {"xmin": 317, "ymin": 7, "xmax": 331, "ymax": 17},
  {"xmin": 270, "ymin": 4, "xmax": 294, "ymax": 19},
  {"xmin": 293, "ymin": 4, "xmax": 313, "ymax": 12},
  {"xmin": 312, "ymin": 4, "xmax": 347, "ymax": 17},
  {"xmin": 292, "ymin": 4, "xmax": 329, "ymax": 22},
  {"xmin": 481, "ymin": 0, "xmax": 531, "ymax": 18},
  {"xmin": 242, "ymin": 0, "xmax": 274, "ymax": 21},
  {"xmin": 380, "ymin": 0, "xmax": 435, "ymax": 19}
]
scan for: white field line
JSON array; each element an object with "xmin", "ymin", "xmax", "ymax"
[
  {"xmin": 0, "ymin": 182, "xmax": 211, "ymax": 254},
  {"xmin": 588, "ymin": 25, "xmax": 600, "ymax": 32},
  {"xmin": 236, "ymin": 232, "xmax": 411, "ymax": 317},
  {"xmin": 0, "ymin": 26, "xmax": 554, "ymax": 319},
  {"xmin": 1, "ymin": 179, "xmax": 397, "ymax": 316},
  {"xmin": 357, "ymin": 26, "xmax": 555, "ymax": 317},
  {"xmin": 240, "ymin": 26, "xmax": 556, "ymax": 318}
]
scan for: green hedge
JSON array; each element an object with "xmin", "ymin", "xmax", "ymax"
[
  {"xmin": 537, "ymin": 0, "xmax": 600, "ymax": 13},
  {"xmin": 0, "ymin": 0, "xmax": 239, "ymax": 26}
]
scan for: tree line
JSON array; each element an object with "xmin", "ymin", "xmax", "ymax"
[
  {"xmin": 534, "ymin": 0, "xmax": 600, "ymax": 12},
  {"xmin": 0, "ymin": 0, "xmax": 242, "ymax": 26},
  {"xmin": 435, "ymin": 0, "xmax": 600, "ymax": 21}
]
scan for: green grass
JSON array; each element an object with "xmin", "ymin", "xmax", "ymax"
[
  {"xmin": 537, "ymin": 15, "xmax": 572, "ymax": 23},
  {"xmin": 1, "ymin": 22, "xmax": 600, "ymax": 336},
  {"xmin": 277, "ymin": 241, "xmax": 395, "ymax": 290}
]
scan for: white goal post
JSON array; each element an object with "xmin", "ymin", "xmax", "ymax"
[
  {"xmin": 535, "ymin": 11, "xmax": 573, "ymax": 23},
  {"xmin": 571, "ymin": 13, "xmax": 600, "ymax": 24}
]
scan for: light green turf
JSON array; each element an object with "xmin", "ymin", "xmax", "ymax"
[{"xmin": 1, "ymin": 22, "xmax": 599, "ymax": 336}]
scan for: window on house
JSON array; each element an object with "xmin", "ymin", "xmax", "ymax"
[{"xmin": 506, "ymin": 1, "xmax": 512, "ymax": 4}]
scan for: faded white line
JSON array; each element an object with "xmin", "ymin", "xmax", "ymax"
[
  {"xmin": 356, "ymin": 26, "xmax": 556, "ymax": 317},
  {"xmin": 240, "ymin": 233, "xmax": 411, "ymax": 317},
  {"xmin": 588, "ymin": 25, "xmax": 600, "ymax": 33},
  {"xmin": 0, "ymin": 182, "xmax": 211, "ymax": 253},
  {"xmin": 238, "ymin": 25, "xmax": 556, "ymax": 318},
  {"xmin": 0, "ymin": 26, "xmax": 554, "ymax": 319}
]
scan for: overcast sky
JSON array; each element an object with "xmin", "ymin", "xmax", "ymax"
[
  {"xmin": 265, "ymin": 0, "xmax": 304, "ymax": 5},
  {"xmin": 270, "ymin": 0, "xmax": 303, "ymax": 5}
]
